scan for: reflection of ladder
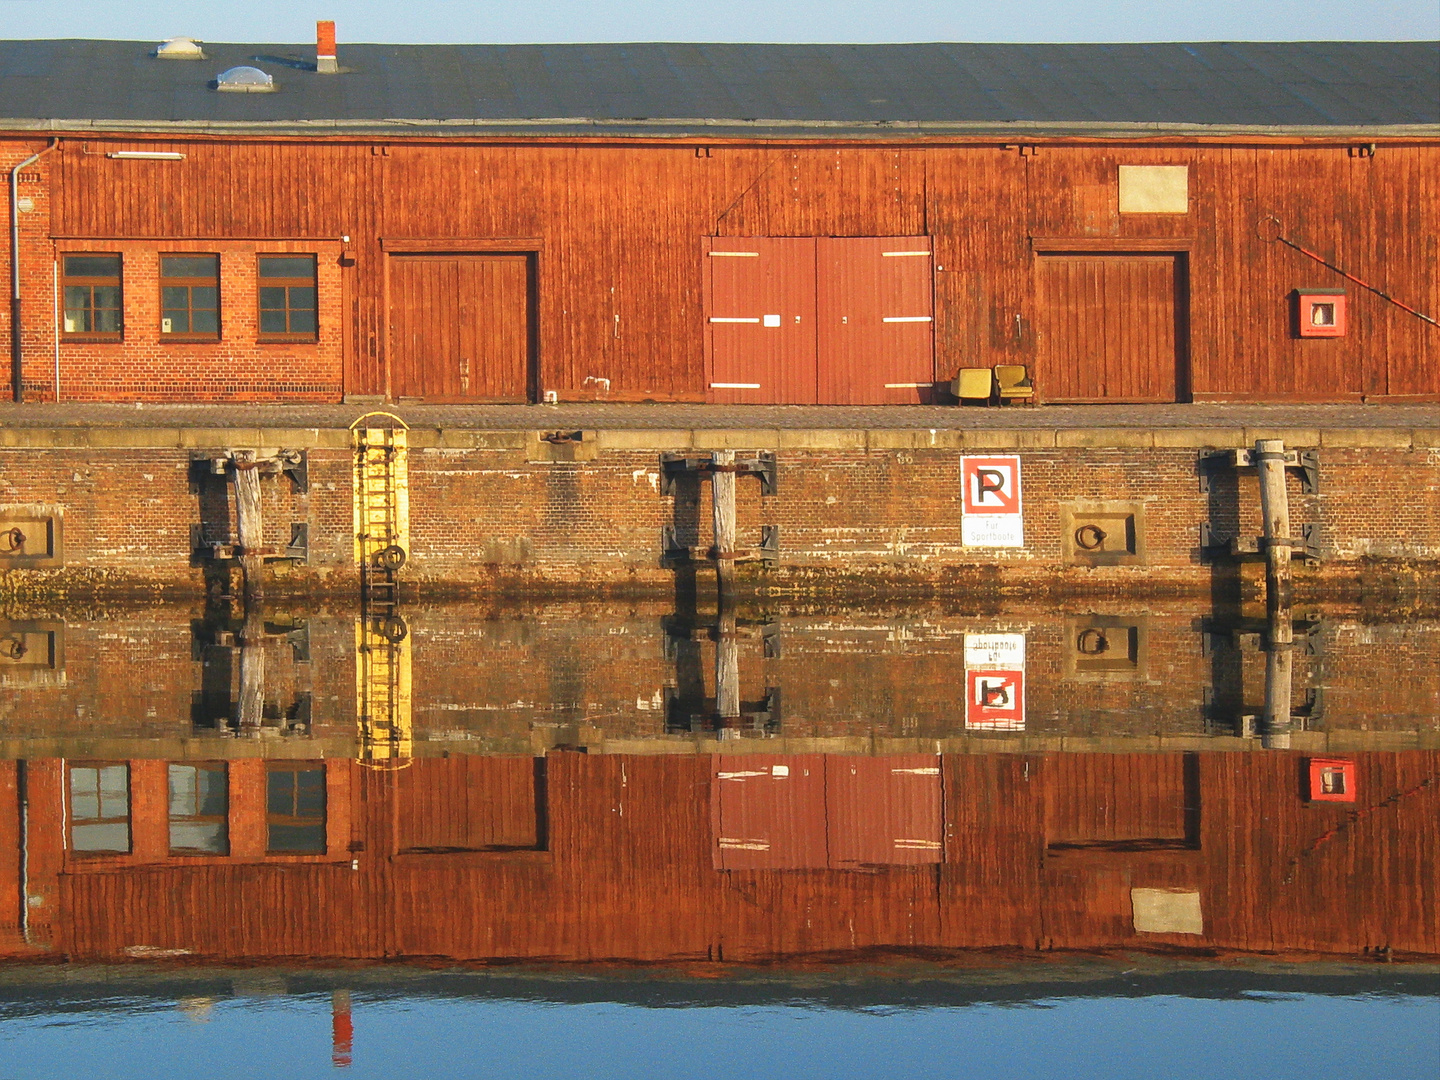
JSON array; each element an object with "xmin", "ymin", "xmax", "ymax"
[
  {"xmin": 355, "ymin": 613, "xmax": 412, "ymax": 762},
  {"xmin": 351, "ymin": 413, "xmax": 412, "ymax": 764}
]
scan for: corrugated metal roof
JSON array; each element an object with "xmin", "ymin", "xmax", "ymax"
[{"xmin": 0, "ymin": 39, "xmax": 1435, "ymax": 136}]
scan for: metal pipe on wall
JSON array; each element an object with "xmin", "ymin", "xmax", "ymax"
[
  {"xmin": 51, "ymin": 257, "xmax": 59, "ymax": 402},
  {"xmin": 9, "ymin": 140, "xmax": 56, "ymax": 403},
  {"xmin": 17, "ymin": 759, "xmax": 29, "ymax": 943}
]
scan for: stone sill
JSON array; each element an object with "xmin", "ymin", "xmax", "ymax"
[{"xmin": 0, "ymin": 425, "xmax": 1436, "ymax": 453}]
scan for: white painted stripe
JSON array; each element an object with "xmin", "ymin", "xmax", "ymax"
[
  {"xmin": 884, "ymin": 383, "xmax": 932, "ymax": 389},
  {"xmin": 883, "ymin": 316, "xmax": 933, "ymax": 323},
  {"xmin": 718, "ymin": 839, "xmax": 771, "ymax": 850},
  {"xmin": 108, "ymin": 151, "xmax": 185, "ymax": 161},
  {"xmin": 891, "ymin": 766, "xmax": 941, "ymax": 775},
  {"xmin": 709, "ymin": 251, "xmax": 760, "ymax": 257},
  {"xmin": 709, "ymin": 317, "xmax": 760, "ymax": 324},
  {"xmin": 882, "ymin": 250, "xmax": 931, "ymax": 257},
  {"xmin": 894, "ymin": 839, "xmax": 943, "ymax": 849},
  {"xmin": 710, "ymin": 383, "xmax": 761, "ymax": 390}
]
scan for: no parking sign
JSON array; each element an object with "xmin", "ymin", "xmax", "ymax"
[
  {"xmin": 964, "ymin": 632, "xmax": 1026, "ymax": 731},
  {"xmin": 960, "ymin": 456, "xmax": 1023, "ymax": 547},
  {"xmin": 965, "ymin": 669, "xmax": 1025, "ymax": 730}
]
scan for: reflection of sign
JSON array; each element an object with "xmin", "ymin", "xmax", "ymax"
[
  {"xmin": 964, "ymin": 631, "xmax": 1025, "ymax": 730},
  {"xmin": 965, "ymin": 669, "xmax": 1025, "ymax": 730},
  {"xmin": 961, "ymin": 456, "xmax": 1023, "ymax": 547},
  {"xmin": 964, "ymin": 633, "xmax": 1025, "ymax": 668}
]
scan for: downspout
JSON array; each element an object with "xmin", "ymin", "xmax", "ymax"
[
  {"xmin": 10, "ymin": 139, "xmax": 57, "ymax": 403},
  {"xmin": 17, "ymin": 760, "xmax": 29, "ymax": 944}
]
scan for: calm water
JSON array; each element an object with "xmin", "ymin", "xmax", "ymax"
[{"xmin": 0, "ymin": 599, "xmax": 1436, "ymax": 1074}]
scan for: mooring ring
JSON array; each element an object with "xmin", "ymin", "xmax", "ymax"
[
  {"xmin": 1076, "ymin": 628, "xmax": 1110, "ymax": 655},
  {"xmin": 1074, "ymin": 523, "xmax": 1107, "ymax": 550}
]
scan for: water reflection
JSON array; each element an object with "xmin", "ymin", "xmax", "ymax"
[
  {"xmin": 2, "ymin": 743, "xmax": 1436, "ymax": 964},
  {"xmin": 3, "ymin": 600, "xmax": 1439, "ymax": 749},
  {"xmin": 0, "ymin": 598, "xmax": 1434, "ymax": 970}
]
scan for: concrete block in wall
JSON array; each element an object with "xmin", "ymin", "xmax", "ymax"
[{"xmin": 0, "ymin": 505, "xmax": 63, "ymax": 568}]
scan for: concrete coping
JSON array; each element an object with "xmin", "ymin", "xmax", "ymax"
[{"xmin": 0, "ymin": 425, "xmax": 1436, "ymax": 452}]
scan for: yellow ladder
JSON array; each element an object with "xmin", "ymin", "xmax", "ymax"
[
  {"xmin": 354, "ymin": 613, "xmax": 412, "ymax": 762},
  {"xmin": 352, "ymin": 419, "xmax": 409, "ymax": 569},
  {"xmin": 350, "ymin": 413, "xmax": 412, "ymax": 765}
]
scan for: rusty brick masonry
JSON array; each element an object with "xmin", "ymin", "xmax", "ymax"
[{"xmin": 0, "ymin": 422, "xmax": 1436, "ymax": 602}]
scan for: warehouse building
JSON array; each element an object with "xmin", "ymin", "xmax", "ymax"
[{"xmin": 2, "ymin": 30, "xmax": 1437, "ymax": 404}]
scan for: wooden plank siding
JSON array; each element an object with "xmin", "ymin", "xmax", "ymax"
[
  {"xmin": 1036, "ymin": 254, "xmax": 1185, "ymax": 402},
  {"xmin": 37, "ymin": 138, "xmax": 1440, "ymax": 403},
  {"xmin": 5, "ymin": 750, "xmax": 1435, "ymax": 965}
]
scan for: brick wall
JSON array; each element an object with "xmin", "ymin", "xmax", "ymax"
[
  {"xmin": 1, "ymin": 603, "xmax": 1436, "ymax": 751},
  {"xmin": 49, "ymin": 240, "xmax": 344, "ymax": 402},
  {"xmin": 0, "ymin": 429, "xmax": 1437, "ymax": 600},
  {"xmin": 3, "ymin": 144, "xmax": 57, "ymax": 402},
  {"xmin": 2, "ymin": 146, "xmax": 345, "ymax": 403}
]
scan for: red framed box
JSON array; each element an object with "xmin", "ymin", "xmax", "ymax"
[
  {"xmin": 1306, "ymin": 757, "xmax": 1357, "ymax": 802},
  {"xmin": 1295, "ymin": 288, "xmax": 1347, "ymax": 338}
]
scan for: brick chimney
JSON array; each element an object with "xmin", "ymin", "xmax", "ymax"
[{"xmin": 317, "ymin": 20, "xmax": 338, "ymax": 73}]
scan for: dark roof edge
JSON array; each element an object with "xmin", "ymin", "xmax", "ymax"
[{"xmin": 2, "ymin": 117, "xmax": 1438, "ymax": 141}]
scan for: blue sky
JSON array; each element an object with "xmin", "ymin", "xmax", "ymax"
[{"xmin": 0, "ymin": 0, "xmax": 1435, "ymax": 43}]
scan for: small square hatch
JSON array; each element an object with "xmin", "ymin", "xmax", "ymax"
[
  {"xmin": 1307, "ymin": 757, "xmax": 1356, "ymax": 802},
  {"xmin": 1295, "ymin": 289, "xmax": 1347, "ymax": 338}
]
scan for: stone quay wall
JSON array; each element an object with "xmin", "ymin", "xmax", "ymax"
[{"xmin": 0, "ymin": 424, "xmax": 1436, "ymax": 602}]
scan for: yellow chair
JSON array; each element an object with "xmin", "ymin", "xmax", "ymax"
[
  {"xmin": 951, "ymin": 367, "xmax": 995, "ymax": 404},
  {"xmin": 994, "ymin": 364, "xmax": 1035, "ymax": 406}
]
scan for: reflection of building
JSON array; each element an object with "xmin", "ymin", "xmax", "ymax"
[{"xmin": 0, "ymin": 751, "xmax": 1434, "ymax": 963}]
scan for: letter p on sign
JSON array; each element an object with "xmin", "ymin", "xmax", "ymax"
[{"xmin": 961, "ymin": 456, "xmax": 1023, "ymax": 547}]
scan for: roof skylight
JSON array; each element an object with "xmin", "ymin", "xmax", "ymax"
[
  {"xmin": 215, "ymin": 66, "xmax": 276, "ymax": 93},
  {"xmin": 155, "ymin": 37, "xmax": 205, "ymax": 60}
]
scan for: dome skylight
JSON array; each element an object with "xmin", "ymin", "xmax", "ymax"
[
  {"xmin": 215, "ymin": 66, "xmax": 276, "ymax": 93},
  {"xmin": 155, "ymin": 37, "xmax": 205, "ymax": 59}
]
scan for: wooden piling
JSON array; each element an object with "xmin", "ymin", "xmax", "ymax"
[
  {"xmin": 716, "ymin": 610, "xmax": 740, "ymax": 725},
  {"xmin": 1262, "ymin": 615, "xmax": 1293, "ymax": 749},
  {"xmin": 711, "ymin": 449, "xmax": 737, "ymax": 604},
  {"xmin": 1254, "ymin": 439, "xmax": 1292, "ymax": 613},
  {"xmin": 1256, "ymin": 439, "xmax": 1294, "ymax": 748},
  {"xmin": 237, "ymin": 605, "xmax": 265, "ymax": 733},
  {"xmin": 232, "ymin": 450, "xmax": 264, "ymax": 601}
]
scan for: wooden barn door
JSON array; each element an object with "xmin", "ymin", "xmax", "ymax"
[
  {"xmin": 388, "ymin": 253, "xmax": 533, "ymax": 402},
  {"xmin": 1036, "ymin": 254, "xmax": 1187, "ymax": 402},
  {"xmin": 704, "ymin": 238, "xmax": 817, "ymax": 404},
  {"xmin": 393, "ymin": 756, "xmax": 540, "ymax": 853},
  {"xmin": 817, "ymin": 238, "xmax": 935, "ymax": 404}
]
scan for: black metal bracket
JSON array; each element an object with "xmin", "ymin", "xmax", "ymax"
[
  {"xmin": 666, "ymin": 686, "xmax": 782, "ymax": 735},
  {"xmin": 1200, "ymin": 615, "xmax": 1325, "ymax": 657},
  {"xmin": 281, "ymin": 450, "xmax": 308, "ymax": 494},
  {"xmin": 1203, "ymin": 685, "xmax": 1323, "ymax": 738},
  {"xmin": 662, "ymin": 524, "xmax": 779, "ymax": 565},
  {"xmin": 758, "ymin": 525, "xmax": 780, "ymax": 564},
  {"xmin": 264, "ymin": 617, "xmax": 312, "ymax": 663},
  {"xmin": 282, "ymin": 523, "xmax": 309, "ymax": 562},
  {"xmin": 191, "ymin": 521, "xmax": 310, "ymax": 563},
  {"xmin": 193, "ymin": 449, "xmax": 308, "ymax": 492},
  {"xmin": 660, "ymin": 451, "xmax": 777, "ymax": 496},
  {"xmin": 1200, "ymin": 521, "xmax": 1323, "ymax": 562},
  {"xmin": 1198, "ymin": 448, "xmax": 1319, "ymax": 494}
]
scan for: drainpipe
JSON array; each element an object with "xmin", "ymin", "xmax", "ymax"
[
  {"xmin": 17, "ymin": 760, "xmax": 29, "ymax": 943},
  {"xmin": 10, "ymin": 140, "xmax": 57, "ymax": 403}
]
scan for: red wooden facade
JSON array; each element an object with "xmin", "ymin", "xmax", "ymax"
[
  {"xmin": 3, "ymin": 136, "xmax": 1437, "ymax": 404},
  {"xmin": 1, "ymin": 750, "xmax": 1434, "ymax": 964}
]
